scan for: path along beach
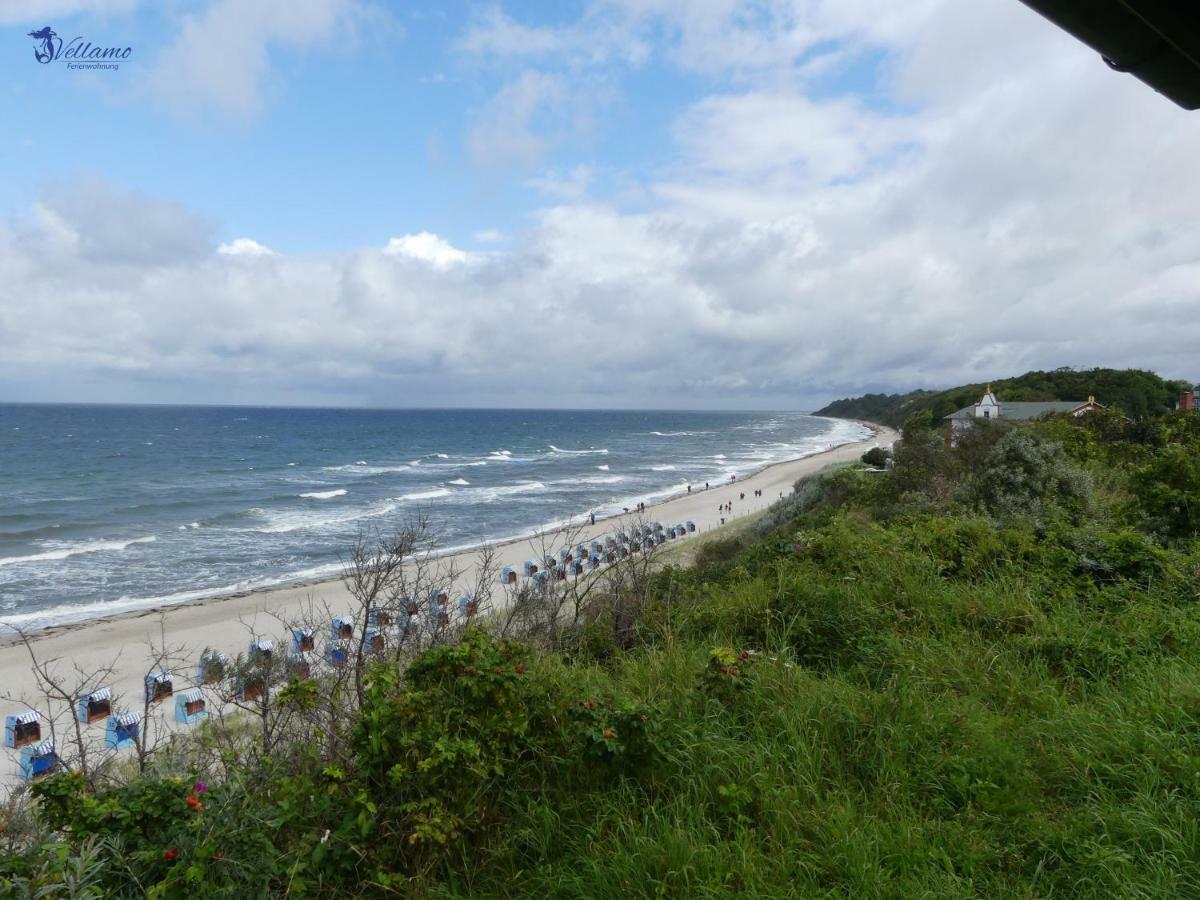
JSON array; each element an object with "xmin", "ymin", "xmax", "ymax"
[{"xmin": 0, "ymin": 424, "xmax": 895, "ymax": 787}]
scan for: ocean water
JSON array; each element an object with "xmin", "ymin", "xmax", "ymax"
[{"xmin": 0, "ymin": 405, "xmax": 868, "ymax": 630}]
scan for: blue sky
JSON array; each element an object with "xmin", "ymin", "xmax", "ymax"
[{"xmin": 1, "ymin": 1, "xmax": 1198, "ymax": 409}]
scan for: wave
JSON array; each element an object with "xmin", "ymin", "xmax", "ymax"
[
  {"xmin": 177, "ymin": 522, "xmax": 201, "ymax": 530},
  {"xmin": 470, "ymin": 482, "xmax": 545, "ymax": 502},
  {"xmin": 548, "ymin": 445, "xmax": 608, "ymax": 454},
  {"xmin": 651, "ymin": 464, "xmax": 677, "ymax": 471},
  {"xmin": 395, "ymin": 488, "xmax": 451, "ymax": 502},
  {"xmin": 446, "ymin": 478, "xmax": 470, "ymax": 486},
  {"xmin": 712, "ymin": 454, "xmax": 727, "ymax": 459},
  {"xmin": 300, "ymin": 489, "xmax": 348, "ymax": 500},
  {"xmin": 647, "ymin": 430, "xmax": 713, "ymax": 437},
  {"xmin": 596, "ymin": 464, "xmax": 610, "ymax": 471},
  {"xmin": 0, "ymin": 536, "xmax": 157, "ymax": 568},
  {"xmin": 322, "ymin": 463, "xmax": 415, "ymax": 476}
]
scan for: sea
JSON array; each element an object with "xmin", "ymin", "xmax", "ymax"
[{"xmin": 0, "ymin": 405, "xmax": 868, "ymax": 631}]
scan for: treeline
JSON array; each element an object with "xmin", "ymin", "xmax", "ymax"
[
  {"xmin": 5, "ymin": 404, "xmax": 1200, "ymax": 895},
  {"xmin": 814, "ymin": 366, "xmax": 1190, "ymax": 426}
]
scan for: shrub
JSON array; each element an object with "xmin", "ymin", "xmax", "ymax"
[
  {"xmin": 960, "ymin": 429, "xmax": 1093, "ymax": 518},
  {"xmin": 1128, "ymin": 444, "xmax": 1200, "ymax": 540},
  {"xmin": 861, "ymin": 446, "xmax": 890, "ymax": 468}
]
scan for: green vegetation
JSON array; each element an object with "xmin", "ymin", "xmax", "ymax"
[
  {"xmin": 6, "ymin": 398, "xmax": 1200, "ymax": 896},
  {"xmin": 815, "ymin": 366, "xmax": 1189, "ymax": 426}
]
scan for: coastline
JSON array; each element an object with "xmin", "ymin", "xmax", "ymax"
[{"xmin": 0, "ymin": 421, "xmax": 894, "ymax": 784}]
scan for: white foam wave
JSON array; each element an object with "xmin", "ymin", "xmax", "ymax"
[
  {"xmin": 471, "ymin": 482, "xmax": 545, "ymax": 502},
  {"xmin": 446, "ymin": 478, "xmax": 470, "ymax": 486},
  {"xmin": 596, "ymin": 464, "xmax": 610, "ymax": 471},
  {"xmin": 300, "ymin": 489, "xmax": 348, "ymax": 500},
  {"xmin": 548, "ymin": 444, "xmax": 608, "ymax": 454},
  {"xmin": 712, "ymin": 454, "xmax": 727, "ymax": 459},
  {"xmin": 651, "ymin": 464, "xmax": 677, "ymax": 471},
  {"xmin": 0, "ymin": 536, "xmax": 157, "ymax": 568},
  {"xmin": 396, "ymin": 488, "xmax": 451, "ymax": 502},
  {"xmin": 648, "ymin": 430, "xmax": 712, "ymax": 437}
]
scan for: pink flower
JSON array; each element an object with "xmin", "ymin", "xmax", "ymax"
[
  {"xmin": 193, "ymin": 780, "xmax": 208, "ymax": 793},
  {"xmin": 164, "ymin": 848, "xmax": 177, "ymax": 862}
]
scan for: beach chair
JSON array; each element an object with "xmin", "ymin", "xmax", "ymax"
[
  {"xmin": 4, "ymin": 710, "xmax": 41, "ymax": 749},
  {"xmin": 559, "ymin": 546, "xmax": 573, "ymax": 564},
  {"xmin": 197, "ymin": 651, "xmax": 229, "ymax": 685},
  {"xmin": 590, "ymin": 539, "xmax": 604, "ymax": 555},
  {"xmin": 429, "ymin": 597, "xmax": 448, "ymax": 630},
  {"xmin": 571, "ymin": 559, "xmax": 584, "ymax": 576},
  {"xmin": 107, "ymin": 711, "xmax": 141, "ymax": 750},
  {"xmin": 292, "ymin": 628, "xmax": 316, "ymax": 654},
  {"xmin": 288, "ymin": 654, "xmax": 312, "ymax": 680},
  {"xmin": 19, "ymin": 739, "xmax": 59, "ymax": 780},
  {"xmin": 366, "ymin": 628, "xmax": 387, "ymax": 655},
  {"xmin": 502, "ymin": 566, "xmax": 518, "ymax": 585},
  {"xmin": 457, "ymin": 594, "xmax": 477, "ymax": 618},
  {"xmin": 687, "ymin": 520, "xmax": 696, "ymax": 533},
  {"xmin": 588, "ymin": 553, "xmax": 602, "ymax": 570},
  {"xmin": 368, "ymin": 608, "xmax": 392, "ymax": 628},
  {"xmin": 248, "ymin": 639, "xmax": 274, "ymax": 664},
  {"xmin": 145, "ymin": 671, "xmax": 174, "ymax": 704},
  {"xmin": 175, "ymin": 688, "xmax": 207, "ymax": 725},
  {"xmin": 326, "ymin": 640, "xmax": 350, "ymax": 667},
  {"xmin": 523, "ymin": 559, "xmax": 539, "ymax": 577},
  {"xmin": 77, "ymin": 688, "xmax": 112, "ymax": 724},
  {"xmin": 332, "ymin": 617, "xmax": 353, "ymax": 640},
  {"xmin": 429, "ymin": 586, "xmax": 449, "ymax": 605}
]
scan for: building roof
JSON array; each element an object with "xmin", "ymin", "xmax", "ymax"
[{"xmin": 946, "ymin": 401, "xmax": 1090, "ymax": 421}]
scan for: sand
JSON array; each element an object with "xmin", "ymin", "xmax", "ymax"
[{"xmin": 0, "ymin": 423, "xmax": 895, "ymax": 786}]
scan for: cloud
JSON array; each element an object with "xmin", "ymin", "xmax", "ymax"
[
  {"xmin": 382, "ymin": 232, "xmax": 470, "ymax": 269},
  {"xmin": 217, "ymin": 238, "xmax": 277, "ymax": 257},
  {"xmin": 144, "ymin": 0, "xmax": 379, "ymax": 122},
  {"xmin": 467, "ymin": 69, "xmax": 572, "ymax": 168},
  {"xmin": 4, "ymin": 2, "xmax": 1200, "ymax": 408},
  {"xmin": 0, "ymin": 0, "xmax": 140, "ymax": 25},
  {"xmin": 474, "ymin": 229, "xmax": 505, "ymax": 243}
]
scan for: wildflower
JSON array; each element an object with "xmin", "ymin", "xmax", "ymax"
[
  {"xmin": 163, "ymin": 849, "xmax": 178, "ymax": 862},
  {"xmin": 738, "ymin": 651, "xmax": 750, "ymax": 662},
  {"xmin": 515, "ymin": 665, "xmax": 525, "ymax": 674},
  {"xmin": 602, "ymin": 728, "xmax": 616, "ymax": 739},
  {"xmin": 193, "ymin": 781, "xmax": 208, "ymax": 793},
  {"xmin": 187, "ymin": 794, "xmax": 203, "ymax": 810},
  {"xmin": 581, "ymin": 699, "xmax": 597, "ymax": 709},
  {"xmin": 213, "ymin": 851, "xmax": 223, "ymax": 861}
]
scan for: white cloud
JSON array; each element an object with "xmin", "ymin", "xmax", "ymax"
[
  {"xmin": 467, "ymin": 69, "xmax": 572, "ymax": 168},
  {"xmin": 4, "ymin": 1, "xmax": 1200, "ymax": 408},
  {"xmin": 474, "ymin": 229, "xmax": 505, "ymax": 243},
  {"xmin": 382, "ymin": 232, "xmax": 470, "ymax": 269},
  {"xmin": 217, "ymin": 238, "xmax": 277, "ymax": 257},
  {"xmin": 0, "ymin": 0, "xmax": 140, "ymax": 25},
  {"xmin": 145, "ymin": 0, "xmax": 380, "ymax": 121}
]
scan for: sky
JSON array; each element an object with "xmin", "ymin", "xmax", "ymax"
[{"xmin": 0, "ymin": 0, "xmax": 1198, "ymax": 411}]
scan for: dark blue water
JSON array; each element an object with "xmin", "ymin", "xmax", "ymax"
[{"xmin": 0, "ymin": 405, "xmax": 867, "ymax": 628}]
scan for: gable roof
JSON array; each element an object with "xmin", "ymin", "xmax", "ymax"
[{"xmin": 946, "ymin": 400, "xmax": 1093, "ymax": 421}]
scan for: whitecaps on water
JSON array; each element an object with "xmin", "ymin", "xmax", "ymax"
[
  {"xmin": 0, "ymin": 536, "xmax": 157, "ymax": 568},
  {"xmin": 596, "ymin": 464, "xmax": 610, "ymax": 471},
  {"xmin": 446, "ymin": 478, "xmax": 470, "ymax": 486},
  {"xmin": 547, "ymin": 444, "xmax": 608, "ymax": 455},
  {"xmin": 300, "ymin": 489, "xmax": 348, "ymax": 500}
]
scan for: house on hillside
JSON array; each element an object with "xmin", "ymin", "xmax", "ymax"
[
  {"xmin": 1178, "ymin": 387, "xmax": 1198, "ymax": 411},
  {"xmin": 944, "ymin": 386, "xmax": 1105, "ymax": 446}
]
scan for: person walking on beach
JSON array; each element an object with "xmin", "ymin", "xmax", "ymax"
[
  {"xmin": 687, "ymin": 485, "xmax": 691, "ymax": 493},
  {"xmin": 705, "ymin": 482, "xmax": 709, "ymax": 490},
  {"xmin": 590, "ymin": 512, "xmax": 595, "ymax": 526}
]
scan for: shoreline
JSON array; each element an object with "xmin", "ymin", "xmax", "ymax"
[
  {"xmin": 1, "ymin": 418, "xmax": 881, "ymax": 645},
  {"xmin": 0, "ymin": 420, "xmax": 894, "ymax": 787}
]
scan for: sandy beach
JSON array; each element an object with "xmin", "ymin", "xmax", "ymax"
[{"xmin": 0, "ymin": 423, "xmax": 894, "ymax": 786}]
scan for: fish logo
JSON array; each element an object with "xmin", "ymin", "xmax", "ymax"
[{"xmin": 28, "ymin": 26, "xmax": 61, "ymax": 64}]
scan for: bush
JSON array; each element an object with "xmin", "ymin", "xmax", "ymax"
[
  {"xmin": 960, "ymin": 429, "xmax": 1092, "ymax": 518},
  {"xmin": 861, "ymin": 446, "xmax": 890, "ymax": 468},
  {"xmin": 1128, "ymin": 444, "xmax": 1200, "ymax": 540}
]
